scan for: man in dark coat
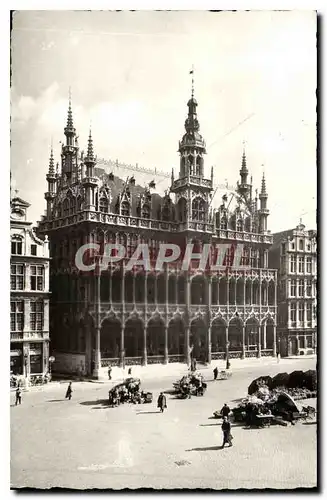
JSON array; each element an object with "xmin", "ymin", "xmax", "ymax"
[
  {"xmin": 65, "ymin": 382, "xmax": 72, "ymax": 400},
  {"xmin": 157, "ymin": 392, "xmax": 167, "ymax": 413},
  {"xmin": 108, "ymin": 366, "xmax": 112, "ymax": 380},
  {"xmin": 221, "ymin": 416, "xmax": 233, "ymax": 448},
  {"xmin": 221, "ymin": 403, "xmax": 231, "ymax": 418},
  {"xmin": 213, "ymin": 367, "xmax": 218, "ymax": 380}
]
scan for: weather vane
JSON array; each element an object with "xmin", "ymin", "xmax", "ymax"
[{"xmin": 190, "ymin": 65, "xmax": 195, "ymax": 97}]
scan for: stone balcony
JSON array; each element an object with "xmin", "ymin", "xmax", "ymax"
[{"xmin": 39, "ymin": 211, "xmax": 273, "ymax": 244}]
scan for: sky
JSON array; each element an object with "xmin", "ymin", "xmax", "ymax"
[{"xmin": 10, "ymin": 10, "xmax": 317, "ymax": 231}]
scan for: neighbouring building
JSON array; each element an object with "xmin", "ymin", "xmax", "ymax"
[
  {"xmin": 10, "ymin": 190, "xmax": 51, "ymax": 379},
  {"xmin": 38, "ymin": 88, "xmax": 278, "ymax": 378},
  {"xmin": 269, "ymin": 222, "xmax": 317, "ymax": 357}
]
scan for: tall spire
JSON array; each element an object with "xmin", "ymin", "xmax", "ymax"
[
  {"xmin": 86, "ymin": 127, "xmax": 94, "ymax": 161},
  {"xmin": 260, "ymin": 171, "xmax": 267, "ymax": 196},
  {"xmin": 64, "ymin": 87, "xmax": 76, "ymax": 139},
  {"xmin": 241, "ymin": 141, "xmax": 247, "ymax": 171},
  {"xmin": 67, "ymin": 88, "xmax": 73, "ymax": 128},
  {"xmin": 48, "ymin": 146, "xmax": 55, "ymax": 177}
]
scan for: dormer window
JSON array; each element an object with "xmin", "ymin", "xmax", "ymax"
[
  {"xmin": 141, "ymin": 205, "xmax": 150, "ymax": 219},
  {"xmin": 69, "ymin": 197, "xmax": 76, "ymax": 215},
  {"xmin": 99, "ymin": 197, "xmax": 109, "ymax": 213},
  {"xmin": 236, "ymin": 219, "xmax": 243, "ymax": 232},
  {"xmin": 192, "ymin": 197, "xmax": 205, "ymax": 222},
  {"xmin": 63, "ymin": 199, "xmax": 69, "ymax": 218},
  {"xmin": 220, "ymin": 216, "xmax": 227, "ymax": 230},
  {"xmin": 121, "ymin": 201, "xmax": 130, "ymax": 216}
]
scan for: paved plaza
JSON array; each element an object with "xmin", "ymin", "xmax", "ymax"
[{"xmin": 11, "ymin": 357, "xmax": 317, "ymax": 490}]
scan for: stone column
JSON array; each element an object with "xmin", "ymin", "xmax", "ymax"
[
  {"xmin": 120, "ymin": 324, "xmax": 125, "ymax": 368},
  {"xmin": 164, "ymin": 325, "xmax": 168, "ymax": 364},
  {"xmin": 142, "ymin": 323, "xmax": 147, "ymax": 366},
  {"xmin": 154, "ymin": 272, "xmax": 158, "ymax": 305},
  {"xmin": 263, "ymin": 322, "xmax": 267, "ymax": 349},
  {"xmin": 257, "ymin": 324, "xmax": 261, "ymax": 358},
  {"xmin": 164, "ymin": 265, "xmax": 169, "ymax": 364},
  {"xmin": 109, "ymin": 267, "xmax": 112, "ymax": 305},
  {"xmin": 185, "ymin": 274, "xmax": 191, "ymax": 365},
  {"xmin": 243, "ymin": 277, "xmax": 246, "ymax": 309},
  {"xmin": 185, "ymin": 325, "xmax": 191, "ymax": 366},
  {"xmin": 241, "ymin": 325, "xmax": 245, "ymax": 359},
  {"xmin": 93, "ymin": 269, "xmax": 101, "ymax": 378},
  {"xmin": 273, "ymin": 324, "xmax": 277, "ymax": 357},
  {"xmin": 207, "ymin": 276, "xmax": 212, "ymax": 364},
  {"xmin": 250, "ymin": 280, "xmax": 253, "ymax": 304}
]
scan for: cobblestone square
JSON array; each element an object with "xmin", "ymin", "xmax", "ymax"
[{"xmin": 11, "ymin": 358, "xmax": 317, "ymax": 490}]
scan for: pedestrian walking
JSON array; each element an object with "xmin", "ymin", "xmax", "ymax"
[
  {"xmin": 157, "ymin": 392, "xmax": 167, "ymax": 413},
  {"xmin": 108, "ymin": 365, "xmax": 112, "ymax": 380},
  {"xmin": 15, "ymin": 386, "xmax": 22, "ymax": 406},
  {"xmin": 213, "ymin": 367, "xmax": 218, "ymax": 380},
  {"xmin": 221, "ymin": 416, "xmax": 233, "ymax": 448},
  {"xmin": 221, "ymin": 403, "xmax": 231, "ymax": 418},
  {"xmin": 128, "ymin": 367, "xmax": 132, "ymax": 376},
  {"xmin": 65, "ymin": 382, "xmax": 72, "ymax": 400}
]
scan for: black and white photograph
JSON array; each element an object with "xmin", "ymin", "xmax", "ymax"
[{"xmin": 9, "ymin": 9, "xmax": 317, "ymax": 491}]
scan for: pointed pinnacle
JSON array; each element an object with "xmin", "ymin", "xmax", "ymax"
[
  {"xmin": 261, "ymin": 172, "xmax": 267, "ymax": 195},
  {"xmin": 66, "ymin": 89, "xmax": 74, "ymax": 129},
  {"xmin": 48, "ymin": 147, "xmax": 55, "ymax": 176},
  {"xmin": 86, "ymin": 128, "xmax": 95, "ymax": 161}
]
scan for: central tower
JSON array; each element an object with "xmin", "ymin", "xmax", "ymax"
[{"xmin": 170, "ymin": 77, "xmax": 213, "ymax": 229}]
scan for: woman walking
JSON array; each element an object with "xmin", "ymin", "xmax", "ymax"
[
  {"xmin": 157, "ymin": 392, "xmax": 167, "ymax": 413},
  {"xmin": 65, "ymin": 382, "xmax": 73, "ymax": 400}
]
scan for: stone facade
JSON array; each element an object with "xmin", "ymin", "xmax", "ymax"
[
  {"xmin": 10, "ymin": 193, "xmax": 50, "ymax": 379},
  {"xmin": 38, "ymin": 91, "xmax": 277, "ymax": 377},
  {"xmin": 269, "ymin": 222, "xmax": 317, "ymax": 357}
]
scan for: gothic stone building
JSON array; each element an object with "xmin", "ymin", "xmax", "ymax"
[
  {"xmin": 38, "ymin": 91, "xmax": 277, "ymax": 377},
  {"xmin": 269, "ymin": 222, "xmax": 317, "ymax": 357},
  {"xmin": 10, "ymin": 193, "xmax": 50, "ymax": 378}
]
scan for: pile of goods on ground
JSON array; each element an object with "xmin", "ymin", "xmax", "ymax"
[
  {"xmin": 173, "ymin": 372, "xmax": 207, "ymax": 398},
  {"xmin": 248, "ymin": 369, "xmax": 317, "ymax": 399},
  {"xmin": 108, "ymin": 377, "xmax": 153, "ymax": 407},
  {"xmin": 213, "ymin": 369, "xmax": 317, "ymax": 427}
]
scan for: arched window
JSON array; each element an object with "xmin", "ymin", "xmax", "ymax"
[
  {"xmin": 63, "ymin": 199, "xmax": 69, "ymax": 218},
  {"xmin": 141, "ymin": 205, "xmax": 150, "ymax": 219},
  {"xmin": 99, "ymin": 197, "xmax": 109, "ymax": 213},
  {"xmin": 77, "ymin": 196, "xmax": 83, "ymax": 212},
  {"xmin": 236, "ymin": 219, "xmax": 243, "ymax": 232},
  {"xmin": 57, "ymin": 203, "xmax": 62, "ymax": 218},
  {"xmin": 195, "ymin": 156, "xmax": 201, "ymax": 176},
  {"xmin": 121, "ymin": 201, "xmax": 130, "ymax": 216},
  {"xmin": 220, "ymin": 215, "xmax": 227, "ymax": 230},
  {"xmin": 177, "ymin": 198, "xmax": 187, "ymax": 222},
  {"xmin": 192, "ymin": 197, "xmax": 205, "ymax": 222},
  {"xmin": 69, "ymin": 197, "xmax": 76, "ymax": 215},
  {"xmin": 162, "ymin": 203, "xmax": 170, "ymax": 221},
  {"xmin": 187, "ymin": 154, "xmax": 194, "ymax": 174}
]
